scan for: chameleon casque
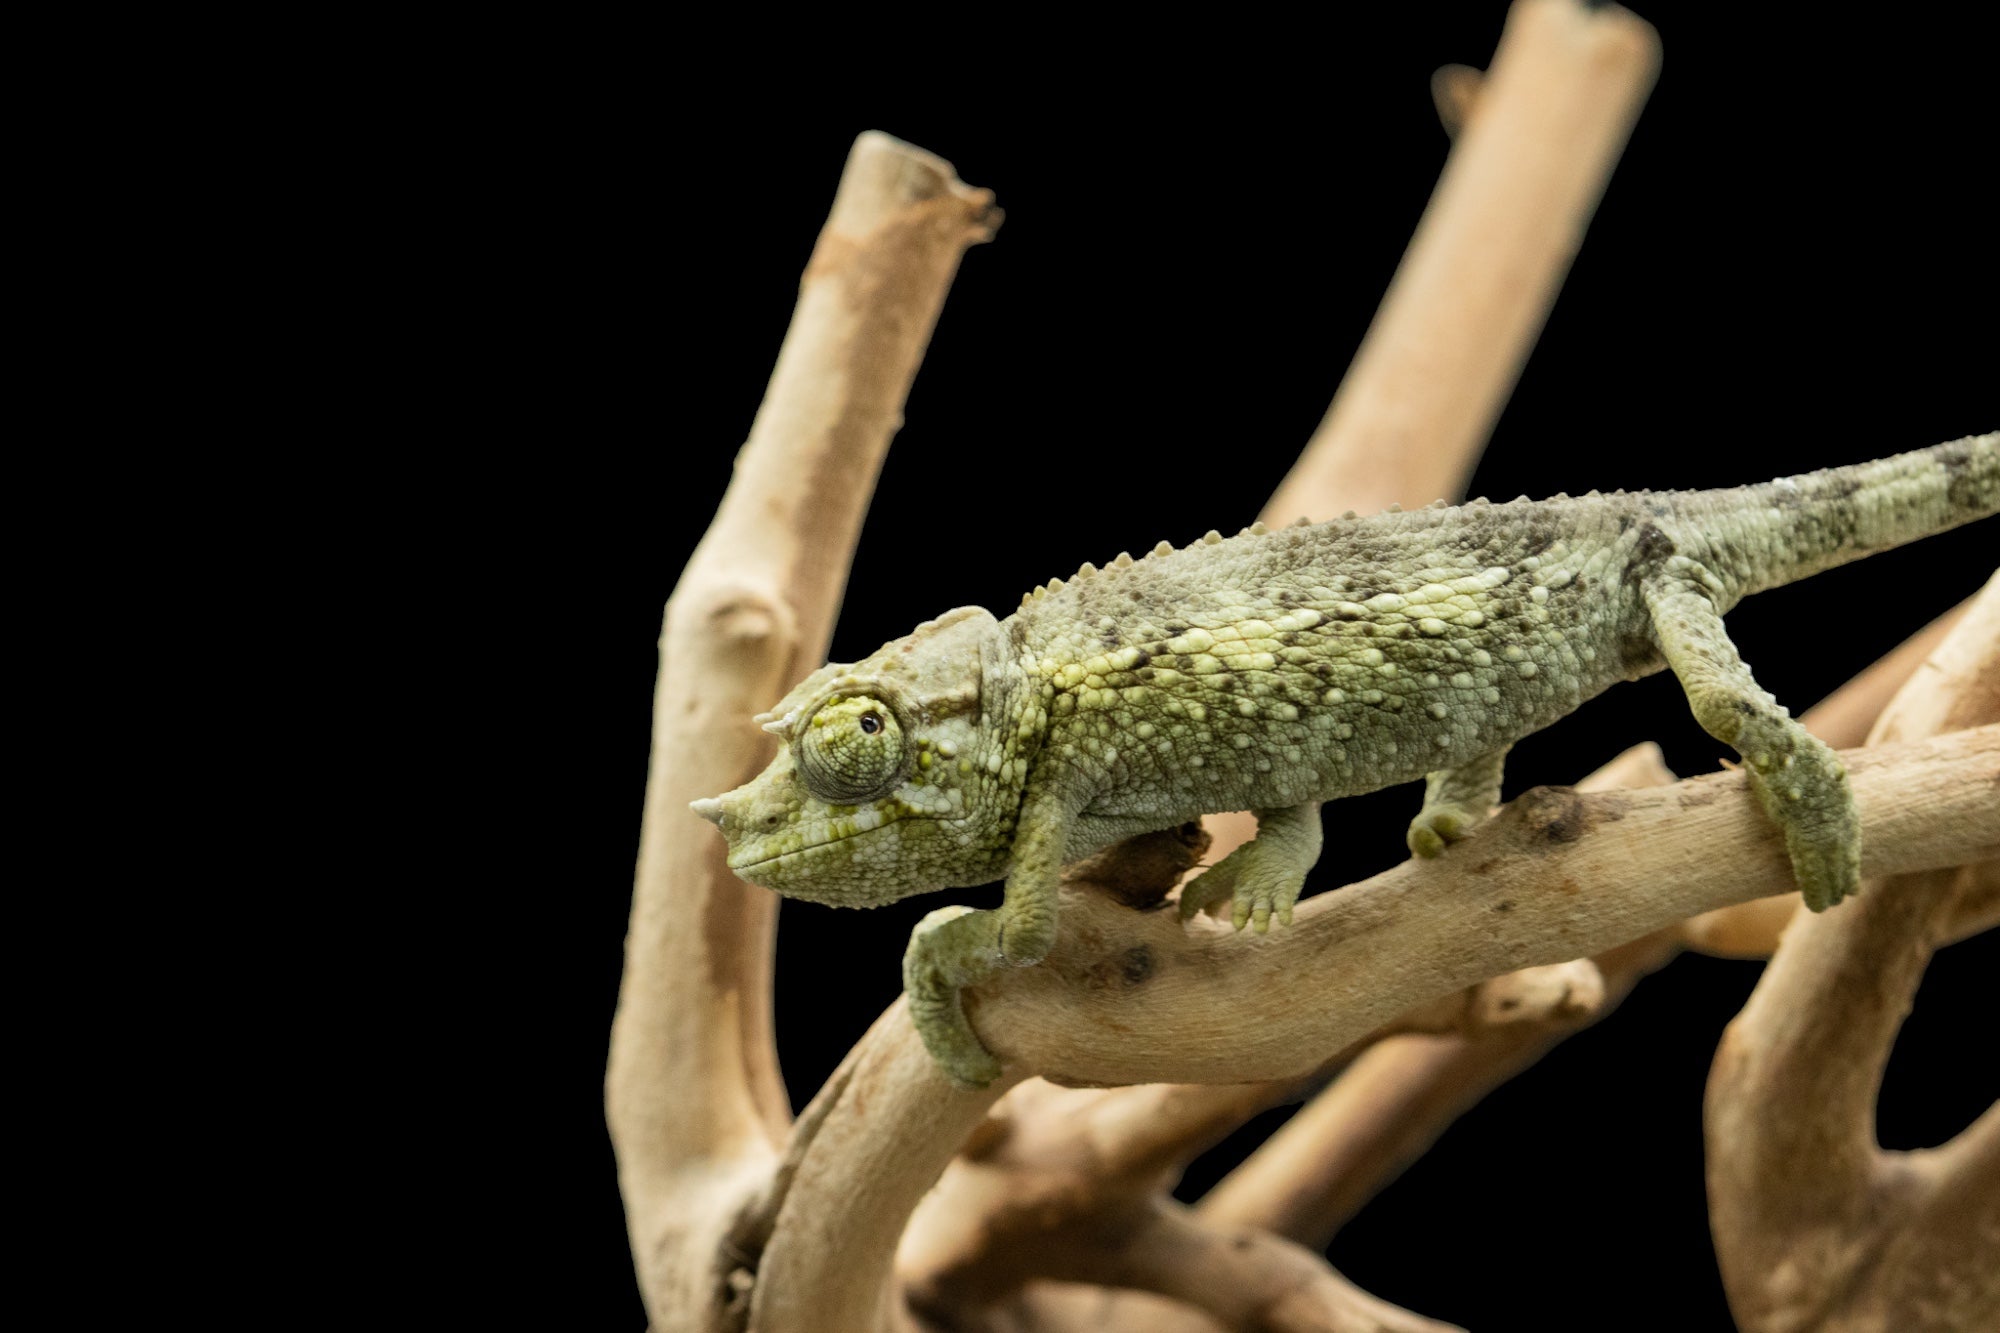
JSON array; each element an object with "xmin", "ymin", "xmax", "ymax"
[{"xmin": 693, "ymin": 435, "xmax": 1998, "ymax": 1086}]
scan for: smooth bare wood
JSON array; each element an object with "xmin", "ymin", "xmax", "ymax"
[
  {"xmin": 755, "ymin": 724, "xmax": 1994, "ymax": 1331},
  {"xmin": 978, "ymin": 728, "xmax": 1995, "ymax": 1087},
  {"xmin": 1263, "ymin": 0, "xmax": 1660, "ymax": 525},
  {"xmin": 605, "ymin": 131, "xmax": 996, "ymax": 1328},
  {"xmin": 1706, "ymin": 575, "xmax": 2000, "ymax": 1333}
]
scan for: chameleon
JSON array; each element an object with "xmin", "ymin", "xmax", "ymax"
[{"xmin": 692, "ymin": 434, "xmax": 1998, "ymax": 1086}]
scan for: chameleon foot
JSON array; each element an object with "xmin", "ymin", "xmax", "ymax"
[
  {"xmin": 1407, "ymin": 749, "xmax": 1507, "ymax": 858},
  {"xmin": 902, "ymin": 905, "xmax": 1005, "ymax": 1088},
  {"xmin": 1406, "ymin": 803, "xmax": 1481, "ymax": 858},
  {"xmin": 1177, "ymin": 803, "xmax": 1321, "ymax": 933},
  {"xmin": 1739, "ymin": 719, "xmax": 1860, "ymax": 912}
]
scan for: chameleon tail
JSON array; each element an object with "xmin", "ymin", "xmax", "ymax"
[{"xmin": 1674, "ymin": 432, "xmax": 1997, "ymax": 600}]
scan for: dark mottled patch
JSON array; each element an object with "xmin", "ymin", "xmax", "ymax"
[
  {"xmin": 1120, "ymin": 945, "xmax": 1154, "ymax": 986},
  {"xmin": 1634, "ymin": 521, "xmax": 1676, "ymax": 565},
  {"xmin": 1101, "ymin": 630, "xmax": 1121, "ymax": 648},
  {"xmin": 1276, "ymin": 589, "xmax": 1298, "ymax": 605},
  {"xmin": 1166, "ymin": 622, "xmax": 1188, "ymax": 635},
  {"xmin": 1646, "ymin": 500, "xmax": 1669, "ymax": 517},
  {"xmin": 1518, "ymin": 785, "xmax": 1588, "ymax": 843},
  {"xmin": 1131, "ymin": 650, "xmax": 1152, "ymax": 669},
  {"xmin": 1492, "ymin": 899, "xmax": 1514, "ymax": 913}
]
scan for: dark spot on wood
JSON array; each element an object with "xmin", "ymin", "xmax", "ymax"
[
  {"xmin": 1473, "ymin": 859, "xmax": 1498, "ymax": 876},
  {"xmin": 1492, "ymin": 899, "xmax": 1514, "ymax": 913},
  {"xmin": 1120, "ymin": 945, "xmax": 1154, "ymax": 986},
  {"xmin": 1518, "ymin": 785, "xmax": 1588, "ymax": 844}
]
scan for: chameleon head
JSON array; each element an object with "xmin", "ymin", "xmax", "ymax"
[{"xmin": 691, "ymin": 606, "xmax": 1019, "ymax": 907}]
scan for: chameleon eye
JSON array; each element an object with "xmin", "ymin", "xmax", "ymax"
[{"xmin": 796, "ymin": 696, "xmax": 905, "ymax": 803}]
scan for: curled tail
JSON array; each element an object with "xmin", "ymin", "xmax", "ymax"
[{"xmin": 1673, "ymin": 432, "xmax": 1998, "ymax": 599}]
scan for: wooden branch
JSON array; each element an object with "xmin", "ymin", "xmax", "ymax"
[
  {"xmin": 1262, "ymin": 0, "xmax": 1659, "ymax": 525},
  {"xmin": 604, "ymin": 131, "xmax": 996, "ymax": 1327},
  {"xmin": 1052, "ymin": 1202, "xmax": 1460, "ymax": 1333},
  {"xmin": 982, "ymin": 728, "xmax": 1995, "ymax": 1087},
  {"xmin": 754, "ymin": 726, "xmax": 1994, "ymax": 1333},
  {"xmin": 1193, "ymin": 744, "xmax": 1677, "ymax": 1243},
  {"xmin": 1706, "ymin": 575, "xmax": 2000, "ymax": 1333}
]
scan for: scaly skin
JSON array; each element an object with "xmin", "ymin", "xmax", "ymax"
[{"xmin": 693, "ymin": 435, "xmax": 1999, "ymax": 1086}]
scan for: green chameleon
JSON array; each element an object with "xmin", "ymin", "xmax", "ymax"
[{"xmin": 693, "ymin": 435, "xmax": 1998, "ymax": 1086}]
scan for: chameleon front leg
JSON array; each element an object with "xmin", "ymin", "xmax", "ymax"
[
  {"xmin": 1407, "ymin": 746, "xmax": 1510, "ymax": 858},
  {"xmin": 1643, "ymin": 569, "xmax": 1859, "ymax": 911},
  {"xmin": 902, "ymin": 784, "xmax": 1073, "ymax": 1088},
  {"xmin": 1177, "ymin": 802, "xmax": 1323, "ymax": 933}
]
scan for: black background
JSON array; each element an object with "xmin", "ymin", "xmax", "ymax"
[{"xmin": 443, "ymin": 6, "xmax": 1997, "ymax": 1329}]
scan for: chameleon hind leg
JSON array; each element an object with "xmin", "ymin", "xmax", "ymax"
[
  {"xmin": 1407, "ymin": 746, "xmax": 1509, "ymax": 858},
  {"xmin": 1644, "ymin": 569, "xmax": 1859, "ymax": 911},
  {"xmin": 1177, "ymin": 802, "xmax": 1323, "ymax": 933},
  {"xmin": 902, "ymin": 785, "xmax": 1071, "ymax": 1088}
]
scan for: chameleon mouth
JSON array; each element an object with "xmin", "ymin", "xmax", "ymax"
[{"xmin": 726, "ymin": 817, "xmax": 910, "ymax": 877}]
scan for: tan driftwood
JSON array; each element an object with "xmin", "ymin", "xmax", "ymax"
[
  {"xmin": 604, "ymin": 131, "xmax": 996, "ymax": 1328},
  {"xmin": 1707, "ymin": 575, "xmax": 2000, "ymax": 1333},
  {"xmin": 610, "ymin": 4, "xmax": 1990, "ymax": 1329},
  {"xmin": 754, "ymin": 725, "xmax": 1995, "ymax": 1330},
  {"xmin": 1263, "ymin": 0, "xmax": 1659, "ymax": 526}
]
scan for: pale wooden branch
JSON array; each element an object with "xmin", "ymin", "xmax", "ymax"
[
  {"xmin": 1194, "ymin": 744, "xmax": 1678, "ymax": 1244},
  {"xmin": 753, "ymin": 725, "xmax": 1995, "ymax": 1331},
  {"xmin": 1051, "ymin": 1202, "xmax": 1461, "ymax": 1333},
  {"xmin": 1263, "ymin": 0, "xmax": 1659, "ymax": 526},
  {"xmin": 604, "ymin": 131, "xmax": 996, "ymax": 1327},
  {"xmin": 1706, "ymin": 574, "xmax": 2000, "ymax": 1333},
  {"xmin": 984, "ymin": 729, "xmax": 1995, "ymax": 1087}
]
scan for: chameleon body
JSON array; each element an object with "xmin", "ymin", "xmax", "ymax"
[{"xmin": 693, "ymin": 435, "xmax": 1998, "ymax": 1086}]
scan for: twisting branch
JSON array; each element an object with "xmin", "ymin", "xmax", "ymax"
[
  {"xmin": 604, "ymin": 132, "xmax": 996, "ymax": 1327},
  {"xmin": 754, "ymin": 724, "xmax": 1995, "ymax": 1330},
  {"xmin": 1706, "ymin": 574, "xmax": 2000, "ymax": 1333}
]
